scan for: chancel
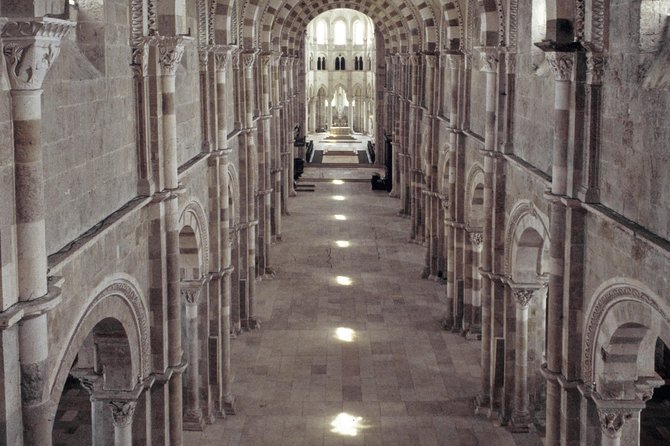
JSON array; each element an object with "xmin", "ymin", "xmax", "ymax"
[{"xmin": 0, "ymin": 1, "xmax": 669, "ymax": 445}]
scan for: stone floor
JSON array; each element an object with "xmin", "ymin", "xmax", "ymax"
[{"xmin": 185, "ymin": 167, "xmax": 544, "ymax": 445}]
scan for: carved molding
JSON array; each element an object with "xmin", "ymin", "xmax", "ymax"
[
  {"xmin": 590, "ymin": 0, "xmax": 606, "ymax": 52},
  {"xmin": 130, "ymin": 0, "xmax": 144, "ymax": 47},
  {"xmin": 508, "ymin": 0, "xmax": 519, "ymax": 51},
  {"xmin": 598, "ymin": 409, "xmax": 630, "ymax": 438},
  {"xmin": 109, "ymin": 401, "xmax": 137, "ymax": 428},
  {"xmin": 1, "ymin": 18, "xmax": 75, "ymax": 90},
  {"xmin": 546, "ymin": 52, "xmax": 574, "ymax": 82}
]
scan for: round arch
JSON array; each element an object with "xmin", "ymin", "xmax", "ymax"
[
  {"xmin": 49, "ymin": 277, "xmax": 150, "ymax": 410},
  {"xmin": 582, "ymin": 279, "xmax": 670, "ymax": 385},
  {"xmin": 504, "ymin": 200, "xmax": 550, "ymax": 278},
  {"xmin": 464, "ymin": 163, "xmax": 485, "ymax": 229},
  {"xmin": 179, "ymin": 200, "xmax": 211, "ymax": 275}
]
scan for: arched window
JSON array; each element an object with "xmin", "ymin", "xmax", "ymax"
[
  {"xmin": 340, "ymin": 56, "xmax": 346, "ymax": 70},
  {"xmin": 322, "ymin": 57, "xmax": 326, "ymax": 70},
  {"xmin": 317, "ymin": 57, "xmax": 322, "ymax": 70},
  {"xmin": 333, "ymin": 20, "xmax": 347, "ymax": 45},
  {"xmin": 316, "ymin": 20, "xmax": 327, "ymax": 44},
  {"xmin": 335, "ymin": 57, "xmax": 340, "ymax": 71},
  {"xmin": 353, "ymin": 20, "xmax": 364, "ymax": 45}
]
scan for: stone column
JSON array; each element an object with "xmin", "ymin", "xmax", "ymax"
[
  {"xmin": 258, "ymin": 53, "xmax": 273, "ymax": 276},
  {"xmin": 467, "ymin": 232, "xmax": 483, "ymax": 339},
  {"xmin": 241, "ymin": 51, "xmax": 259, "ymax": 330},
  {"xmin": 509, "ymin": 283, "xmax": 545, "ymax": 432},
  {"xmin": 1, "ymin": 18, "xmax": 74, "ymax": 445},
  {"xmin": 109, "ymin": 401, "xmax": 137, "ymax": 446},
  {"xmin": 543, "ymin": 50, "xmax": 574, "ymax": 446},
  {"xmin": 580, "ymin": 51, "xmax": 605, "ymax": 203},
  {"xmin": 181, "ymin": 281, "xmax": 204, "ymax": 430},
  {"xmin": 474, "ymin": 47, "xmax": 499, "ymax": 416},
  {"xmin": 157, "ymin": 37, "xmax": 186, "ymax": 445}
]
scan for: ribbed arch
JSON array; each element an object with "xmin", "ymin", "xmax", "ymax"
[{"xmin": 258, "ymin": 0, "xmax": 427, "ymax": 55}]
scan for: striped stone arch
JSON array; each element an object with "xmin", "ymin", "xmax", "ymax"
[
  {"xmin": 212, "ymin": 0, "xmax": 236, "ymax": 44},
  {"xmin": 278, "ymin": 2, "xmax": 409, "ymax": 55},
  {"xmin": 582, "ymin": 279, "xmax": 670, "ymax": 385},
  {"xmin": 225, "ymin": 162, "xmax": 241, "ymax": 226},
  {"xmin": 503, "ymin": 200, "xmax": 550, "ymax": 276},
  {"xmin": 545, "ymin": 0, "xmax": 576, "ymax": 44},
  {"xmin": 241, "ymin": 0, "xmax": 262, "ymax": 48},
  {"xmin": 442, "ymin": 0, "xmax": 464, "ymax": 50},
  {"xmin": 479, "ymin": 0, "xmax": 503, "ymax": 46},
  {"xmin": 50, "ymin": 275, "xmax": 151, "ymax": 405},
  {"xmin": 258, "ymin": 0, "xmax": 422, "ymax": 55},
  {"xmin": 179, "ymin": 200, "xmax": 211, "ymax": 277}
]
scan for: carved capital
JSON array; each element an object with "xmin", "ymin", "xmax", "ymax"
[
  {"xmin": 242, "ymin": 52, "xmax": 256, "ymax": 70},
  {"xmin": 424, "ymin": 54, "xmax": 437, "ymax": 68},
  {"xmin": 598, "ymin": 409, "xmax": 631, "ymax": 439},
  {"xmin": 158, "ymin": 37, "xmax": 185, "ymax": 76},
  {"xmin": 446, "ymin": 54, "xmax": 461, "ymax": 71},
  {"xmin": 181, "ymin": 282, "xmax": 202, "ymax": 304},
  {"xmin": 1, "ymin": 18, "xmax": 75, "ymax": 90},
  {"xmin": 109, "ymin": 401, "xmax": 137, "ymax": 428},
  {"xmin": 469, "ymin": 232, "xmax": 483, "ymax": 248},
  {"xmin": 513, "ymin": 288, "xmax": 535, "ymax": 308},
  {"xmin": 546, "ymin": 52, "xmax": 574, "ymax": 82},
  {"xmin": 586, "ymin": 52, "xmax": 606, "ymax": 85},
  {"xmin": 476, "ymin": 47, "xmax": 499, "ymax": 73},
  {"xmin": 213, "ymin": 47, "xmax": 229, "ymax": 71},
  {"xmin": 131, "ymin": 43, "xmax": 150, "ymax": 78}
]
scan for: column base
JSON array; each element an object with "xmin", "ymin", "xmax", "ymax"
[
  {"xmin": 242, "ymin": 317, "xmax": 260, "ymax": 330},
  {"xmin": 474, "ymin": 394, "xmax": 492, "ymax": 417},
  {"xmin": 223, "ymin": 395, "xmax": 237, "ymax": 415},
  {"xmin": 389, "ymin": 191, "xmax": 400, "ymax": 198},
  {"xmin": 465, "ymin": 326, "xmax": 482, "ymax": 340},
  {"xmin": 510, "ymin": 411, "xmax": 532, "ymax": 433},
  {"xmin": 183, "ymin": 409, "xmax": 205, "ymax": 431},
  {"xmin": 289, "ymin": 189, "xmax": 297, "ymax": 197},
  {"xmin": 440, "ymin": 318, "xmax": 454, "ymax": 331}
]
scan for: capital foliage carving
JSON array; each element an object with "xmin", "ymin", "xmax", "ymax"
[
  {"xmin": 109, "ymin": 401, "xmax": 137, "ymax": 428},
  {"xmin": 1, "ymin": 18, "xmax": 75, "ymax": 90},
  {"xmin": 598, "ymin": 409, "xmax": 630, "ymax": 438},
  {"xmin": 477, "ymin": 48, "xmax": 499, "ymax": 73},
  {"xmin": 214, "ymin": 48, "xmax": 229, "ymax": 71},
  {"xmin": 546, "ymin": 52, "xmax": 574, "ymax": 82},
  {"xmin": 469, "ymin": 232, "xmax": 483, "ymax": 248},
  {"xmin": 181, "ymin": 282, "xmax": 202, "ymax": 304},
  {"xmin": 513, "ymin": 288, "xmax": 535, "ymax": 308},
  {"xmin": 158, "ymin": 38, "xmax": 185, "ymax": 75},
  {"xmin": 242, "ymin": 52, "xmax": 256, "ymax": 70}
]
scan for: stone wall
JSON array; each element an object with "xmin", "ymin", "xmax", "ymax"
[
  {"xmin": 599, "ymin": 0, "xmax": 670, "ymax": 239},
  {"xmin": 176, "ymin": 44, "xmax": 203, "ymax": 165},
  {"xmin": 42, "ymin": 0, "xmax": 137, "ymax": 255}
]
